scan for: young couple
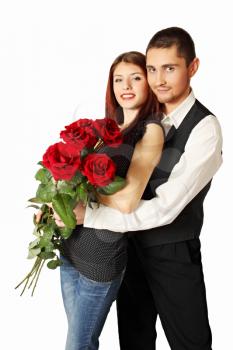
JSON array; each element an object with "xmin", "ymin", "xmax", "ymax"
[{"xmin": 48, "ymin": 27, "xmax": 223, "ymax": 349}]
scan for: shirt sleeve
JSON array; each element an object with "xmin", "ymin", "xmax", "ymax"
[{"xmin": 83, "ymin": 115, "xmax": 223, "ymax": 232}]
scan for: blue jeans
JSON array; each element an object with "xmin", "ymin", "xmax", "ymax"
[{"xmin": 60, "ymin": 255, "xmax": 124, "ymax": 350}]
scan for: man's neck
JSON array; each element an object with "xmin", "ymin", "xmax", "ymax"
[{"xmin": 164, "ymin": 87, "xmax": 191, "ymax": 115}]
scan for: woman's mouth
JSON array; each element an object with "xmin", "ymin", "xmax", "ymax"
[{"xmin": 121, "ymin": 93, "xmax": 136, "ymax": 100}]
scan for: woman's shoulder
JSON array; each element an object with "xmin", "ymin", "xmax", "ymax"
[
  {"xmin": 143, "ymin": 112, "xmax": 163, "ymax": 127},
  {"xmin": 123, "ymin": 113, "xmax": 164, "ymax": 145},
  {"xmin": 140, "ymin": 113, "xmax": 165, "ymax": 139}
]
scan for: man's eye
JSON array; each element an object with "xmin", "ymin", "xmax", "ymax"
[
  {"xmin": 166, "ymin": 66, "xmax": 175, "ymax": 72},
  {"xmin": 147, "ymin": 67, "xmax": 156, "ymax": 73}
]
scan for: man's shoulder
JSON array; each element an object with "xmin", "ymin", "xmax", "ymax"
[{"xmin": 194, "ymin": 99, "xmax": 215, "ymax": 118}]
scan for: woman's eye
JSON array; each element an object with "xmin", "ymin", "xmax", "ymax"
[
  {"xmin": 114, "ymin": 78, "xmax": 122, "ymax": 83},
  {"xmin": 133, "ymin": 76, "xmax": 141, "ymax": 81}
]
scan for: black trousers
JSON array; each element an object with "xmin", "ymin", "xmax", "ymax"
[{"xmin": 117, "ymin": 237, "xmax": 212, "ymax": 350}]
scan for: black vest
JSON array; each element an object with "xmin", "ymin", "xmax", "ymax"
[{"xmin": 136, "ymin": 100, "xmax": 214, "ymax": 247}]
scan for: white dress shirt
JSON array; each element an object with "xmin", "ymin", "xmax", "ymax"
[{"xmin": 84, "ymin": 91, "xmax": 223, "ymax": 232}]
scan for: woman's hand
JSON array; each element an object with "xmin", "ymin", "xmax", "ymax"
[
  {"xmin": 35, "ymin": 203, "xmax": 65, "ymax": 227},
  {"xmin": 35, "ymin": 209, "xmax": 43, "ymax": 224},
  {"xmin": 35, "ymin": 202, "xmax": 86, "ymax": 227}
]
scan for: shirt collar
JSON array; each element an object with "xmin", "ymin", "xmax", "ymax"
[{"xmin": 162, "ymin": 90, "xmax": 196, "ymax": 129}]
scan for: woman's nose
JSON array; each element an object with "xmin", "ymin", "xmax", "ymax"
[{"xmin": 123, "ymin": 79, "xmax": 131, "ymax": 90}]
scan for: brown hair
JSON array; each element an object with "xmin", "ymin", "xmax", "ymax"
[
  {"xmin": 105, "ymin": 51, "xmax": 160, "ymax": 134},
  {"xmin": 146, "ymin": 27, "xmax": 196, "ymax": 66}
]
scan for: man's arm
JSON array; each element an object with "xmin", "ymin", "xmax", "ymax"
[{"xmin": 83, "ymin": 115, "xmax": 223, "ymax": 232}]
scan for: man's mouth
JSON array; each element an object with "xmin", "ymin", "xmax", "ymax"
[{"xmin": 156, "ymin": 88, "xmax": 170, "ymax": 92}]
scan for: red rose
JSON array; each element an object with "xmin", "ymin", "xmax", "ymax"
[
  {"xmin": 60, "ymin": 119, "xmax": 98, "ymax": 149},
  {"xmin": 93, "ymin": 118, "xmax": 123, "ymax": 147},
  {"xmin": 82, "ymin": 153, "xmax": 116, "ymax": 187},
  {"xmin": 42, "ymin": 142, "xmax": 81, "ymax": 181}
]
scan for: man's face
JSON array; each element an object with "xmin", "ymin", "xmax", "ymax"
[{"xmin": 146, "ymin": 45, "xmax": 198, "ymax": 113}]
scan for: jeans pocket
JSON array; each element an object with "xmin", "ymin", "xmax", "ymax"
[{"xmin": 79, "ymin": 273, "xmax": 112, "ymax": 286}]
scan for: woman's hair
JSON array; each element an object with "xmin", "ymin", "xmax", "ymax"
[
  {"xmin": 105, "ymin": 51, "xmax": 160, "ymax": 134},
  {"xmin": 146, "ymin": 27, "xmax": 196, "ymax": 66}
]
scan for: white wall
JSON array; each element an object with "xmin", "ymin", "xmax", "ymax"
[{"xmin": 0, "ymin": 0, "xmax": 231, "ymax": 349}]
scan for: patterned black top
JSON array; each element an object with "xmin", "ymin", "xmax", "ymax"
[{"xmin": 61, "ymin": 116, "xmax": 163, "ymax": 282}]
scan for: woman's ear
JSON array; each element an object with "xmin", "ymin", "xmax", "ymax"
[{"xmin": 189, "ymin": 57, "xmax": 200, "ymax": 78}]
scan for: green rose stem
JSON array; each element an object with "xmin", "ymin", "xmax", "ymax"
[
  {"xmin": 30, "ymin": 259, "xmax": 45, "ymax": 296},
  {"xmin": 15, "ymin": 257, "xmax": 45, "ymax": 296}
]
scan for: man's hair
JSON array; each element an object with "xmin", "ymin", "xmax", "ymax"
[{"xmin": 146, "ymin": 27, "xmax": 196, "ymax": 66}]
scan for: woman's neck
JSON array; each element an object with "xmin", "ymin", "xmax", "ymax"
[{"xmin": 121, "ymin": 108, "xmax": 139, "ymax": 129}]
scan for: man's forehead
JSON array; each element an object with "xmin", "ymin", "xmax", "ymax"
[{"xmin": 146, "ymin": 46, "xmax": 184, "ymax": 65}]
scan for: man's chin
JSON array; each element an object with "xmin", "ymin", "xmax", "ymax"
[
  {"xmin": 154, "ymin": 91, "xmax": 172, "ymax": 104},
  {"xmin": 157, "ymin": 96, "xmax": 172, "ymax": 104}
]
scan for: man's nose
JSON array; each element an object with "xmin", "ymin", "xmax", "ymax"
[{"xmin": 155, "ymin": 71, "xmax": 166, "ymax": 86}]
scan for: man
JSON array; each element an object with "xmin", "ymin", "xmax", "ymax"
[{"xmin": 56, "ymin": 28, "xmax": 223, "ymax": 349}]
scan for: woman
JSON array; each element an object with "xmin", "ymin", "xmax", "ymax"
[{"xmin": 48, "ymin": 51, "xmax": 164, "ymax": 350}]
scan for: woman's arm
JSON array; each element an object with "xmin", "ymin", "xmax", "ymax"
[{"xmin": 98, "ymin": 123, "xmax": 164, "ymax": 214}]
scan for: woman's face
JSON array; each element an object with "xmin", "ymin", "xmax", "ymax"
[{"xmin": 113, "ymin": 62, "xmax": 149, "ymax": 111}]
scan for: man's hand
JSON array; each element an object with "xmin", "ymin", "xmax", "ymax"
[{"xmin": 73, "ymin": 202, "xmax": 86, "ymax": 225}]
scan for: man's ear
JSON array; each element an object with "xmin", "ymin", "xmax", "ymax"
[{"xmin": 189, "ymin": 57, "xmax": 200, "ymax": 78}]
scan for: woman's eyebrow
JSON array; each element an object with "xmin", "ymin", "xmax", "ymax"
[{"xmin": 114, "ymin": 72, "xmax": 143, "ymax": 77}]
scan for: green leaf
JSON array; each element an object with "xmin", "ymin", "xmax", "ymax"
[
  {"xmin": 36, "ymin": 181, "xmax": 57, "ymax": 202},
  {"xmin": 42, "ymin": 225, "xmax": 54, "ymax": 237},
  {"xmin": 39, "ymin": 251, "xmax": 55, "ymax": 260},
  {"xmin": 97, "ymin": 176, "xmax": 126, "ymax": 195},
  {"xmin": 29, "ymin": 238, "xmax": 40, "ymax": 249},
  {"xmin": 69, "ymin": 172, "xmax": 86, "ymax": 186},
  {"xmin": 27, "ymin": 247, "xmax": 41, "ymax": 259},
  {"xmin": 39, "ymin": 237, "xmax": 54, "ymax": 249},
  {"xmin": 58, "ymin": 226, "xmax": 73, "ymax": 239},
  {"xmin": 35, "ymin": 168, "xmax": 52, "ymax": 184},
  {"xmin": 27, "ymin": 204, "xmax": 41, "ymax": 209},
  {"xmin": 47, "ymin": 259, "xmax": 62, "ymax": 269},
  {"xmin": 52, "ymin": 194, "xmax": 76, "ymax": 229},
  {"xmin": 76, "ymin": 184, "xmax": 88, "ymax": 204},
  {"xmin": 28, "ymin": 197, "xmax": 45, "ymax": 204},
  {"xmin": 57, "ymin": 180, "xmax": 76, "ymax": 197},
  {"xmin": 44, "ymin": 242, "xmax": 55, "ymax": 252}
]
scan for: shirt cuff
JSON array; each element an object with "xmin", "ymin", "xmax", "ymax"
[{"xmin": 84, "ymin": 202, "xmax": 130, "ymax": 233}]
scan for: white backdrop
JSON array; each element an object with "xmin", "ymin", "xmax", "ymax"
[{"xmin": 0, "ymin": 0, "xmax": 232, "ymax": 349}]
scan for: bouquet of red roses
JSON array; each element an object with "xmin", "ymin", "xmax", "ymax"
[{"xmin": 16, "ymin": 118, "xmax": 126, "ymax": 296}]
